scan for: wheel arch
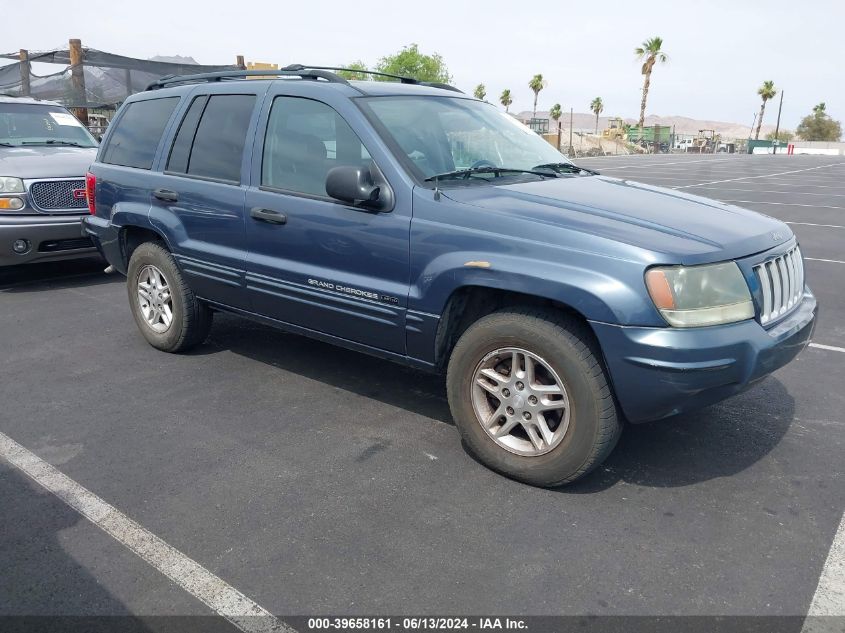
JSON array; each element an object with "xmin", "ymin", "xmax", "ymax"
[
  {"xmin": 119, "ymin": 224, "xmax": 171, "ymax": 273},
  {"xmin": 433, "ymin": 284, "xmax": 600, "ymax": 371}
]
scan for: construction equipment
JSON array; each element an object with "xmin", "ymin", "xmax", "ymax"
[
  {"xmin": 602, "ymin": 117, "xmax": 626, "ymax": 140},
  {"xmin": 689, "ymin": 129, "xmax": 718, "ymax": 153}
]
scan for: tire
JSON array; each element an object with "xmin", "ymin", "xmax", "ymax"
[
  {"xmin": 446, "ymin": 308, "xmax": 621, "ymax": 487},
  {"xmin": 126, "ymin": 241, "xmax": 212, "ymax": 353}
]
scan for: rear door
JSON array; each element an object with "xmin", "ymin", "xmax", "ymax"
[
  {"xmin": 244, "ymin": 91, "xmax": 411, "ymax": 354},
  {"xmin": 147, "ymin": 86, "xmax": 265, "ymax": 309}
]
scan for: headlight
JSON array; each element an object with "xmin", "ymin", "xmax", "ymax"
[
  {"xmin": 645, "ymin": 261, "xmax": 754, "ymax": 327},
  {"xmin": 0, "ymin": 177, "xmax": 25, "ymax": 193}
]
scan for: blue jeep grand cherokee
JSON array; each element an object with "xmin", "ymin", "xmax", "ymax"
[{"xmin": 83, "ymin": 66, "xmax": 816, "ymax": 486}]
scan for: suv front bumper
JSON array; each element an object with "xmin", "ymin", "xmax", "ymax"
[
  {"xmin": 590, "ymin": 290, "xmax": 817, "ymax": 423},
  {"xmin": 0, "ymin": 214, "xmax": 98, "ymax": 267}
]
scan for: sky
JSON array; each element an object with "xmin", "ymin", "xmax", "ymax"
[{"xmin": 5, "ymin": 0, "xmax": 842, "ymax": 131}]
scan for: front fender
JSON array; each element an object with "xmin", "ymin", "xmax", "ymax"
[{"xmin": 410, "ymin": 250, "xmax": 662, "ymax": 326}]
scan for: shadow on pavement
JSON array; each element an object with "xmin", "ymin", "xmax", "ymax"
[
  {"xmin": 565, "ymin": 375, "xmax": 795, "ymax": 492},
  {"xmin": 202, "ymin": 313, "xmax": 795, "ymax": 492},
  {"xmin": 200, "ymin": 312, "xmax": 453, "ymax": 424},
  {"xmin": 0, "ymin": 258, "xmax": 115, "ymax": 293},
  {"xmin": 0, "ymin": 462, "xmax": 139, "ymax": 618},
  {"xmin": 0, "ymin": 463, "xmax": 238, "ymax": 631}
]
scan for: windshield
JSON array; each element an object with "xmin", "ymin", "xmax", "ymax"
[
  {"xmin": 0, "ymin": 103, "xmax": 98, "ymax": 148},
  {"xmin": 360, "ymin": 96, "xmax": 574, "ymax": 184}
]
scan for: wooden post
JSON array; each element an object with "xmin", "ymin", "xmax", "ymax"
[
  {"xmin": 124, "ymin": 68, "xmax": 132, "ymax": 99},
  {"xmin": 236, "ymin": 55, "xmax": 245, "ymax": 70},
  {"xmin": 568, "ymin": 107, "xmax": 573, "ymax": 155},
  {"xmin": 19, "ymin": 49, "xmax": 31, "ymax": 96},
  {"xmin": 69, "ymin": 38, "xmax": 89, "ymax": 125},
  {"xmin": 556, "ymin": 121, "xmax": 561, "ymax": 151},
  {"xmin": 772, "ymin": 91, "xmax": 784, "ymax": 157}
]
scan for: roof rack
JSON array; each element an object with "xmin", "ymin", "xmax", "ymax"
[
  {"xmin": 282, "ymin": 64, "xmax": 417, "ymax": 84},
  {"xmin": 145, "ymin": 68, "xmax": 350, "ymax": 91},
  {"xmin": 282, "ymin": 64, "xmax": 463, "ymax": 93},
  {"xmin": 144, "ymin": 65, "xmax": 464, "ymax": 94}
]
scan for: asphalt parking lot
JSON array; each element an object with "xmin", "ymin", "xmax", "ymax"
[{"xmin": 1, "ymin": 154, "xmax": 843, "ymax": 630}]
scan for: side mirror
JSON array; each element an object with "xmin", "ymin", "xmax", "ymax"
[{"xmin": 325, "ymin": 165, "xmax": 384, "ymax": 210}]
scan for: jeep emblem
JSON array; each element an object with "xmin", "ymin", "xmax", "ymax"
[{"xmin": 771, "ymin": 232, "xmax": 783, "ymax": 241}]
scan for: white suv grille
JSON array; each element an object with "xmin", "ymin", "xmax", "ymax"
[{"xmin": 754, "ymin": 246, "xmax": 804, "ymax": 325}]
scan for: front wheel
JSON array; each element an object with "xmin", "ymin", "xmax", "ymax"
[
  {"xmin": 126, "ymin": 241, "xmax": 212, "ymax": 352},
  {"xmin": 446, "ymin": 308, "xmax": 621, "ymax": 487}
]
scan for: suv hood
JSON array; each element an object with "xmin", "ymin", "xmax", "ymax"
[
  {"xmin": 0, "ymin": 146, "xmax": 97, "ymax": 179},
  {"xmin": 443, "ymin": 175, "xmax": 792, "ymax": 265}
]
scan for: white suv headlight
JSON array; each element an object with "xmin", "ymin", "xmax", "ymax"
[
  {"xmin": 645, "ymin": 261, "xmax": 754, "ymax": 327},
  {"xmin": 0, "ymin": 177, "xmax": 25, "ymax": 193}
]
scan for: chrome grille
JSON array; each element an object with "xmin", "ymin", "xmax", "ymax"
[
  {"xmin": 754, "ymin": 246, "xmax": 804, "ymax": 325},
  {"xmin": 29, "ymin": 179, "xmax": 87, "ymax": 211}
]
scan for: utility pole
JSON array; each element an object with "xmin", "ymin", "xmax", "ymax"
[
  {"xmin": 556, "ymin": 121, "xmax": 561, "ymax": 151},
  {"xmin": 772, "ymin": 91, "xmax": 784, "ymax": 156},
  {"xmin": 19, "ymin": 49, "xmax": 31, "ymax": 96},
  {"xmin": 68, "ymin": 38, "xmax": 89, "ymax": 126},
  {"xmin": 568, "ymin": 107, "xmax": 573, "ymax": 156}
]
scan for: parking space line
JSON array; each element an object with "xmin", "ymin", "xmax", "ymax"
[
  {"xmin": 718, "ymin": 200, "xmax": 845, "ymax": 210},
  {"xmin": 692, "ymin": 187, "xmax": 845, "ymax": 197},
  {"xmin": 805, "ymin": 257, "xmax": 845, "ymax": 264},
  {"xmin": 733, "ymin": 182, "xmax": 845, "ymax": 190},
  {"xmin": 674, "ymin": 163, "xmax": 845, "ymax": 189},
  {"xmin": 810, "ymin": 343, "xmax": 845, "ymax": 353},
  {"xmin": 0, "ymin": 431, "xmax": 293, "ymax": 633},
  {"xmin": 805, "ymin": 510, "xmax": 845, "ymax": 619},
  {"xmin": 593, "ymin": 158, "xmax": 741, "ymax": 170},
  {"xmin": 786, "ymin": 222, "xmax": 845, "ymax": 229}
]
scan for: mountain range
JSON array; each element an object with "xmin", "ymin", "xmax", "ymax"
[{"xmin": 517, "ymin": 110, "xmax": 774, "ymax": 139}]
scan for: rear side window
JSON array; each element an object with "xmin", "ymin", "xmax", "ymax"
[
  {"xmin": 167, "ymin": 94, "xmax": 255, "ymax": 183},
  {"xmin": 167, "ymin": 96, "xmax": 207, "ymax": 174},
  {"xmin": 101, "ymin": 97, "xmax": 179, "ymax": 169}
]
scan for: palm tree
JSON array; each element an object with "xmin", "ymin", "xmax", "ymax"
[
  {"xmin": 754, "ymin": 80, "xmax": 777, "ymax": 140},
  {"xmin": 500, "ymin": 89, "xmax": 513, "ymax": 112},
  {"xmin": 528, "ymin": 74, "xmax": 546, "ymax": 118},
  {"xmin": 813, "ymin": 102, "xmax": 826, "ymax": 115},
  {"xmin": 473, "ymin": 83, "xmax": 486, "ymax": 101},
  {"xmin": 549, "ymin": 103, "xmax": 562, "ymax": 125},
  {"xmin": 590, "ymin": 97, "xmax": 604, "ymax": 135},
  {"xmin": 634, "ymin": 37, "xmax": 668, "ymax": 128}
]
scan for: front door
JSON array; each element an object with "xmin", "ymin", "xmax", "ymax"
[{"xmin": 244, "ymin": 95, "xmax": 409, "ymax": 354}]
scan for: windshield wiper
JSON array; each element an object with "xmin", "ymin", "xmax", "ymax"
[
  {"xmin": 22, "ymin": 140, "xmax": 86, "ymax": 147},
  {"xmin": 424, "ymin": 166, "xmax": 555, "ymax": 182},
  {"xmin": 532, "ymin": 162, "xmax": 599, "ymax": 176},
  {"xmin": 0, "ymin": 142, "xmax": 16, "ymax": 147}
]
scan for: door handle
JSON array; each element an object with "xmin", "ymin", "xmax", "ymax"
[
  {"xmin": 250, "ymin": 207, "xmax": 287, "ymax": 225},
  {"xmin": 153, "ymin": 189, "xmax": 179, "ymax": 202}
]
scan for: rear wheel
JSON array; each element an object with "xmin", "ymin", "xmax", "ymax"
[
  {"xmin": 447, "ymin": 308, "xmax": 621, "ymax": 487},
  {"xmin": 126, "ymin": 242, "xmax": 212, "ymax": 352}
]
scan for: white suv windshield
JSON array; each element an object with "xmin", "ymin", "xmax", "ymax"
[
  {"xmin": 0, "ymin": 103, "xmax": 98, "ymax": 148},
  {"xmin": 361, "ymin": 96, "xmax": 572, "ymax": 181}
]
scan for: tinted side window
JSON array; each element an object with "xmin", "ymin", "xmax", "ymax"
[
  {"xmin": 166, "ymin": 95, "xmax": 208, "ymax": 174},
  {"xmin": 101, "ymin": 97, "xmax": 179, "ymax": 169},
  {"xmin": 262, "ymin": 97, "xmax": 371, "ymax": 197},
  {"xmin": 181, "ymin": 95, "xmax": 255, "ymax": 182}
]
